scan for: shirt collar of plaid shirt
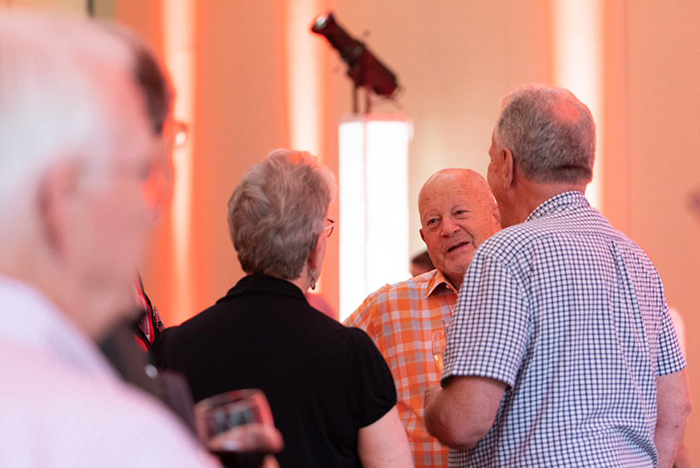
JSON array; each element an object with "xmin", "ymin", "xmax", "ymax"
[{"xmin": 425, "ymin": 269, "xmax": 459, "ymax": 299}]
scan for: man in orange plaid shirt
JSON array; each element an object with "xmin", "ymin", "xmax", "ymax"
[{"xmin": 345, "ymin": 169, "xmax": 501, "ymax": 467}]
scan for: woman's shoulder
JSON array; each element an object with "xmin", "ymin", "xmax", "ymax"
[{"xmin": 299, "ymin": 310, "xmax": 377, "ymax": 352}]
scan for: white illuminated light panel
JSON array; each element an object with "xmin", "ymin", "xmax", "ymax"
[
  {"xmin": 339, "ymin": 115, "xmax": 412, "ymax": 321},
  {"xmin": 552, "ymin": 0, "xmax": 603, "ymax": 210}
]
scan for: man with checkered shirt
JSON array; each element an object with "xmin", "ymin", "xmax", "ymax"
[
  {"xmin": 345, "ymin": 168, "xmax": 501, "ymax": 467},
  {"xmin": 424, "ymin": 84, "xmax": 691, "ymax": 467}
]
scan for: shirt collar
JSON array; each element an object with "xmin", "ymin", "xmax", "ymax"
[
  {"xmin": 0, "ymin": 275, "xmax": 118, "ymax": 380},
  {"xmin": 425, "ymin": 269, "xmax": 459, "ymax": 299},
  {"xmin": 222, "ymin": 274, "xmax": 307, "ymax": 303},
  {"xmin": 526, "ymin": 190, "xmax": 589, "ymax": 222}
]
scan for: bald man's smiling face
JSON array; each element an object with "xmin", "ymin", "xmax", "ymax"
[{"xmin": 419, "ymin": 171, "xmax": 501, "ymax": 288}]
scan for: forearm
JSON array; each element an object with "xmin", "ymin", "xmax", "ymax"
[
  {"xmin": 424, "ymin": 386, "xmax": 479, "ymax": 450},
  {"xmin": 655, "ymin": 370, "xmax": 692, "ymax": 468},
  {"xmin": 358, "ymin": 407, "xmax": 414, "ymax": 467},
  {"xmin": 424, "ymin": 377, "xmax": 505, "ymax": 450},
  {"xmin": 655, "ymin": 418, "xmax": 689, "ymax": 468}
]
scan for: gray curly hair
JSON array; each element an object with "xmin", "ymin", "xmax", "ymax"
[
  {"xmin": 228, "ymin": 149, "xmax": 337, "ymax": 280},
  {"xmin": 495, "ymin": 84, "xmax": 595, "ymax": 184}
]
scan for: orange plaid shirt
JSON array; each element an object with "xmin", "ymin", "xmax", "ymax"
[{"xmin": 344, "ymin": 270, "xmax": 457, "ymax": 468}]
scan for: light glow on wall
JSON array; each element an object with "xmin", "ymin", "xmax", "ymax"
[
  {"xmin": 552, "ymin": 0, "xmax": 603, "ymax": 210},
  {"xmin": 339, "ymin": 115, "xmax": 412, "ymax": 320},
  {"xmin": 163, "ymin": 0, "xmax": 195, "ymax": 324},
  {"xmin": 285, "ymin": 0, "xmax": 324, "ymax": 157}
]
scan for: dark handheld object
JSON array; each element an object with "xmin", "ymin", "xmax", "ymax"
[
  {"xmin": 311, "ymin": 13, "xmax": 399, "ymax": 98},
  {"xmin": 211, "ymin": 450, "xmax": 268, "ymax": 468}
]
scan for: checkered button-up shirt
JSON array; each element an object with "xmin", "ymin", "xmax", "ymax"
[
  {"xmin": 444, "ymin": 191, "xmax": 686, "ymax": 467},
  {"xmin": 345, "ymin": 270, "xmax": 455, "ymax": 467}
]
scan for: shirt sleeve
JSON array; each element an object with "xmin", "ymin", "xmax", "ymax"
[
  {"xmin": 343, "ymin": 296, "xmax": 375, "ymax": 332},
  {"xmin": 656, "ymin": 303, "xmax": 687, "ymax": 376},
  {"xmin": 346, "ymin": 327, "xmax": 397, "ymax": 428},
  {"xmin": 342, "ymin": 285, "xmax": 391, "ymax": 341},
  {"xmin": 442, "ymin": 252, "xmax": 529, "ymax": 388}
]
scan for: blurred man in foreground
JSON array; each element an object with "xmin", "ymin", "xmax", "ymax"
[
  {"xmin": 0, "ymin": 11, "xmax": 276, "ymax": 466},
  {"xmin": 345, "ymin": 169, "xmax": 500, "ymax": 467},
  {"xmin": 425, "ymin": 84, "xmax": 691, "ymax": 467}
]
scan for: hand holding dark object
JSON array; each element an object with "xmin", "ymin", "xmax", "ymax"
[
  {"xmin": 195, "ymin": 390, "xmax": 280, "ymax": 468},
  {"xmin": 208, "ymin": 425, "xmax": 284, "ymax": 468}
]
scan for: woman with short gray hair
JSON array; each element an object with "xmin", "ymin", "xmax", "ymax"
[
  {"xmin": 153, "ymin": 149, "xmax": 413, "ymax": 468},
  {"xmin": 228, "ymin": 148, "xmax": 336, "ymax": 289}
]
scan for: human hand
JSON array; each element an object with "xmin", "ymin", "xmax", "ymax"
[
  {"xmin": 262, "ymin": 455, "xmax": 280, "ymax": 468},
  {"xmin": 208, "ymin": 423, "xmax": 283, "ymax": 453},
  {"xmin": 208, "ymin": 423, "xmax": 284, "ymax": 467},
  {"xmin": 424, "ymin": 385, "xmax": 441, "ymax": 409}
]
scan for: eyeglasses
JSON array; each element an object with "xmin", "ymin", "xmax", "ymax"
[
  {"xmin": 135, "ymin": 120, "xmax": 185, "ymax": 209},
  {"xmin": 79, "ymin": 120, "xmax": 185, "ymax": 213},
  {"xmin": 324, "ymin": 218, "xmax": 335, "ymax": 238},
  {"xmin": 82, "ymin": 155, "xmax": 173, "ymax": 212}
]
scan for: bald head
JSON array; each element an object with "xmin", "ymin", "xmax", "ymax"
[
  {"xmin": 418, "ymin": 169, "xmax": 500, "ymax": 289},
  {"xmin": 419, "ymin": 169, "xmax": 495, "ymax": 214}
]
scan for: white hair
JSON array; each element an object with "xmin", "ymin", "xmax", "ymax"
[
  {"xmin": 228, "ymin": 149, "xmax": 337, "ymax": 280},
  {"xmin": 495, "ymin": 84, "xmax": 596, "ymax": 184},
  {"xmin": 0, "ymin": 10, "xmax": 139, "ymax": 232}
]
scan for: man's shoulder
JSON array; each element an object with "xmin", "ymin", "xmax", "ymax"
[
  {"xmin": 0, "ymin": 342, "xmax": 211, "ymax": 465},
  {"xmin": 161, "ymin": 296, "xmax": 236, "ymax": 340},
  {"xmin": 478, "ymin": 208, "xmax": 619, "ymax": 263},
  {"xmin": 343, "ymin": 273, "xmax": 436, "ymax": 330},
  {"xmin": 1, "ymin": 341, "xmax": 155, "ymax": 417},
  {"xmin": 373, "ymin": 272, "xmax": 435, "ymax": 301},
  {"xmin": 477, "ymin": 221, "xmax": 543, "ymax": 263}
]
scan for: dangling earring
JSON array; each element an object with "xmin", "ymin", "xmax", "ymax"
[{"xmin": 309, "ymin": 269, "xmax": 317, "ymax": 290}]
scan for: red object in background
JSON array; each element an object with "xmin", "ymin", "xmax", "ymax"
[{"xmin": 134, "ymin": 276, "xmax": 164, "ymax": 350}]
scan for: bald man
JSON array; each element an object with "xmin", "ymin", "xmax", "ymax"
[{"xmin": 344, "ymin": 169, "xmax": 500, "ymax": 467}]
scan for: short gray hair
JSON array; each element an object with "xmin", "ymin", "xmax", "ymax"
[
  {"xmin": 228, "ymin": 149, "xmax": 337, "ymax": 279},
  {"xmin": 494, "ymin": 84, "xmax": 596, "ymax": 184}
]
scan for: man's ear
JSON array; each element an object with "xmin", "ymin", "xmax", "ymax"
[
  {"xmin": 492, "ymin": 204, "xmax": 502, "ymax": 228},
  {"xmin": 419, "ymin": 228, "xmax": 425, "ymax": 243},
  {"xmin": 37, "ymin": 161, "xmax": 80, "ymax": 257},
  {"xmin": 502, "ymin": 147, "xmax": 515, "ymax": 190}
]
